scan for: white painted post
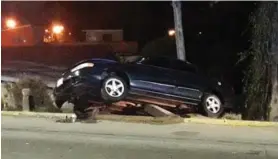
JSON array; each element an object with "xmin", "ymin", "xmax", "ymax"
[{"xmin": 22, "ymin": 88, "xmax": 31, "ymax": 111}]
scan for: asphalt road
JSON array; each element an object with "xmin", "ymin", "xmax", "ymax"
[{"xmin": 2, "ymin": 116, "xmax": 278, "ymax": 159}]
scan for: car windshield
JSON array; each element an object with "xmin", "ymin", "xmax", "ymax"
[{"xmin": 119, "ymin": 55, "xmax": 143, "ymax": 63}]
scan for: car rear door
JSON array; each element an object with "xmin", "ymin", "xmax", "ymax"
[{"xmin": 168, "ymin": 60, "xmax": 204, "ymax": 101}]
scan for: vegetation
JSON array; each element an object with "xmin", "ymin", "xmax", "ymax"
[
  {"xmin": 140, "ymin": 36, "xmax": 176, "ymax": 58},
  {"xmin": 3, "ymin": 76, "xmax": 60, "ymax": 112},
  {"xmin": 239, "ymin": 2, "xmax": 278, "ymax": 120},
  {"xmin": 222, "ymin": 113, "xmax": 242, "ymax": 120}
]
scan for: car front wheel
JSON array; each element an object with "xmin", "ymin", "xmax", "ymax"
[
  {"xmin": 201, "ymin": 94, "xmax": 224, "ymax": 118},
  {"xmin": 100, "ymin": 75, "xmax": 128, "ymax": 102},
  {"xmin": 55, "ymin": 99, "xmax": 66, "ymax": 109}
]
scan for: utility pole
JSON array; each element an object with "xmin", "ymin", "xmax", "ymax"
[{"xmin": 172, "ymin": 0, "xmax": 186, "ymax": 61}]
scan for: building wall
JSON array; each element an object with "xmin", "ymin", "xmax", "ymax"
[
  {"xmin": 84, "ymin": 30, "xmax": 123, "ymax": 42},
  {"xmin": 1, "ymin": 25, "xmax": 44, "ymax": 46}
]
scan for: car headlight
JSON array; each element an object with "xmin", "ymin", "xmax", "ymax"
[
  {"xmin": 217, "ymin": 81, "xmax": 222, "ymax": 86},
  {"xmin": 70, "ymin": 62, "xmax": 94, "ymax": 72},
  {"xmin": 56, "ymin": 78, "xmax": 64, "ymax": 87}
]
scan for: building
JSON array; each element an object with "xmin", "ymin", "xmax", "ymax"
[
  {"xmin": 1, "ymin": 25, "xmax": 44, "ymax": 47},
  {"xmin": 82, "ymin": 29, "xmax": 137, "ymax": 53},
  {"xmin": 82, "ymin": 29, "xmax": 123, "ymax": 42},
  {"xmin": 1, "ymin": 27, "xmax": 138, "ymax": 54}
]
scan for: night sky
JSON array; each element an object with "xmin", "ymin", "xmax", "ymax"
[{"xmin": 2, "ymin": 1, "xmax": 256, "ymax": 48}]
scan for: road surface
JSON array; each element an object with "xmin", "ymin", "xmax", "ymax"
[{"xmin": 2, "ymin": 116, "xmax": 278, "ymax": 159}]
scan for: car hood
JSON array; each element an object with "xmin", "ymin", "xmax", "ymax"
[{"xmin": 61, "ymin": 58, "xmax": 118, "ymax": 76}]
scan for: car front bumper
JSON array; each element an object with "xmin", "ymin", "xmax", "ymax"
[{"xmin": 53, "ymin": 71, "xmax": 103, "ymax": 108}]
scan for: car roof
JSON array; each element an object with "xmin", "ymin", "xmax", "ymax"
[{"xmin": 144, "ymin": 55, "xmax": 194, "ymax": 65}]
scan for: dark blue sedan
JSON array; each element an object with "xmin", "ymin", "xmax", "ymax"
[{"xmin": 53, "ymin": 55, "xmax": 235, "ymax": 118}]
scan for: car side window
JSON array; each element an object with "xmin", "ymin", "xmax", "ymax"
[
  {"xmin": 141, "ymin": 57, "xmax": 171, "ymax": 69},
  {"xmin": 170, "ymin": 60, "xmax": 197, "ymax": 73}
]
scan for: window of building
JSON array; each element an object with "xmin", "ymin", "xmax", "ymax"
[
  {"xmin": 102, "ymin": 34, "xmax": 112, "ymax": 42},
  {"xmin": 12, "ymin": 36, "xmax": 24, "ymax": 44}
]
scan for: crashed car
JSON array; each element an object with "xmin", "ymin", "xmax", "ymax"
[{"xmin": 53, "ymin": 55, "xmax": 235, "ymax": 118}]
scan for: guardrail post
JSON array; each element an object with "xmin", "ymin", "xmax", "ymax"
[{"xmin": 22, "ymin": 88, "xmax": 31, "ymax": 111}]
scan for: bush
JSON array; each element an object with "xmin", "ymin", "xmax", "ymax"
[
  {"xmin": 140, "ymin": 36, "xmax": 176, "ymax": 58},
  {"xmin": 3, "ymin": 76, "xmax": 61, "ymax": 113}
]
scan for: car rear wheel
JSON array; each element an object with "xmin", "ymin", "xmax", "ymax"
[
  {"xmin": 201, "ymin": 94, "xmax": 224, "ymax": 118},
  {"xmin": 101, "ymin": 75, "xmax": 128, "ymax": 102}
]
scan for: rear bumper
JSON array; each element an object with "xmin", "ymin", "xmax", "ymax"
[{"xmin": 223, "ymin": 96, "xmax": 236, "ymax": 109}]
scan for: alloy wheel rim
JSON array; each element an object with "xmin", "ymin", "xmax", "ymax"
[
  {"xmin": 104, "ymin": 78, "xmax": 124, "ymax": 97},
  {"xmin": 205, "ymin": 96, "xmax": 221, "ymax": 114}
]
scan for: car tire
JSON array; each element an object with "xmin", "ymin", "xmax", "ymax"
[
  {"xmin": 101, "ymin": 75, "xmax": 128, "ymax": 103},
  {"xmin": 73, "ymin": 98, "xmax": 90, "ymax": 120},
  {"xmin": 201, "ymin": 94, "xmax": 224, "ymax": 118},
  {"xmin": 55, "ymin": 100, "xmax": 65, "ymax": 109},
  {"xmin": 73, "ymin": 106, "xmax": 89, "ymax": 120}
]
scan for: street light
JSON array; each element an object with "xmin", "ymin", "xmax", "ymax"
[
  {"xmin": 6, "ymin": 18, "xmax": 17, "ymax": 29},
  {"xmin": 168, "ymin": 29, "xmax": 175, "ymax": 36},
  {"xmin": 52, "ymin": 24, "xmax": 64, "ymax": 34}
]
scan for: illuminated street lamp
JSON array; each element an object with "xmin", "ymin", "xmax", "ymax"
[
  {"xmin": 6, "ymin": 18, "xmax": 17, "ymax": 29},
  {"xmin": 168, "ymin": 29, "xmax": 175, "ymax": 36},
  {"xmin": 52, "ymin": 24, "xmax": 64, "ymax": 34}
]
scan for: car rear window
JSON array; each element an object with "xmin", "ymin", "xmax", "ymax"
[
  {"xmin": 141, "ymin": 57, "xmax": 171, "ymax": 68},
  {"xmin": 169, "ymin": 60, "xmax": 198, "ymax": 73}
]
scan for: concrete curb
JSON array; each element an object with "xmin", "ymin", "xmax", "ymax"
[
  {"xmin": 1, "ymin": 111, "xmax": 184, "ymax": 125},
  {"xmin": 1, "ymin": 111, "xmax": 73, "ymax": 119},
  {"xmin": 2, "ymin": 111, "xmax": 278, "ymax": 127},
  {"xmin": 184, "ymin": 118, "xmax": 278, "ymax": 127}
]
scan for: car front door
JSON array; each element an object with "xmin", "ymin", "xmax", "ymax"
[{"xmin": 126, "ymin": 57, "xmax": 177, "ymax": 95}]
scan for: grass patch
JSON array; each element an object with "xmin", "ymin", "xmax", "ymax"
[{"xmin": 222, "ymin": 113, "xmax": 242, "ymax": 120}]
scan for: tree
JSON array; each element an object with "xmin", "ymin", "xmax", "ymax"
[
  {"xmin": 140, "ymin": 36, "xmax": 176, "ymax": 58},
  {"xmin": 268, "ymin": 3, "xmax": 278, "ymax": 121},
  {"xmin": 240, "ymin": 2, "xmax": 278, "ymax": 121}
]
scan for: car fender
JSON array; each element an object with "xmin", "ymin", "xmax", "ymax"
[{"xmin": 100, "ymin": 67, "xmax": 131, "ymax": 87}]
